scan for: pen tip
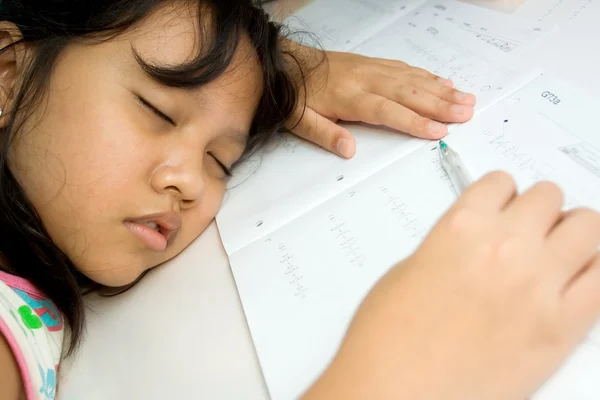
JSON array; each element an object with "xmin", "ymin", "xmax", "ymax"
[{"xmin": 439, "ymin": 140, "xmax": 448, "ymax": 149}]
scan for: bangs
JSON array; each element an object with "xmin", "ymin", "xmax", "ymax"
[
  {"xmin": 0, "ymin": 0, "xmax": 302, "ymax": 355},
  {"xmin": 133, "ymin": 1, "xmax": 299, "ymax": 158},
  {"xmin": 134, "ymin": 2, "xmax": 246, "ymax": 88}
]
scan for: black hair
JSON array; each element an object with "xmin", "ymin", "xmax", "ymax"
[{"xmin": 0, "ymin": 0, "xmax": 306, "ymax": 355}]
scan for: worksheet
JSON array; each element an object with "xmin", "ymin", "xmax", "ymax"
[
  {"xmin": 445, "ymin": 74, "xmax": 600, "ymax": 400},
  {"xmin": 284, "ymin": 0, "xmax": 424, "ymax": 51},
  {"xmin": 385, "ymin": 0, "xmax": 555, "ymax": 55},
  {"xmin": 217, "ymin": 5, "xmax": 543, "ymax": 255},
  {"xmin": 285, "ymin": 0, "xmax": 555, "ymax": 53},
  {"xmin": 226, "ymin": 73, "xmax": 600, "ymax": 400},
  {"xmin": 512, "ymin": 0, "xmax": 600, "ymax": 93},
  {"xmin": 215, "ymin": 2, "xmax": 600, "ymax": 399},
  {"xmin": 516, "ymin": 0, "xmax": 596, "ymax": 25}
]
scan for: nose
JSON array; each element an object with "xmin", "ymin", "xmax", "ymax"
[{"xmin": 151, "ymin": 160, "xmax": 204, "ymax": 205}]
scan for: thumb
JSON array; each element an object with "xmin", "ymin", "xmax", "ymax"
[{"xmin": 288, "ymin": 106, "xmax": 356, "ymax": 159}]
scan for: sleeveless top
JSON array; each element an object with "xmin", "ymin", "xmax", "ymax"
[{"xmin": 0, "ymin": 270, "xmax": 64, "ymax": 399}]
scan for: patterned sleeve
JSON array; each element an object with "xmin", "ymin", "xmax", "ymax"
[{"xmin": 0, "ymin": 270, "xmax": 64, "ymax": 400}]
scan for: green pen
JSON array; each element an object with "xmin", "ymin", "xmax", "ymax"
[{"xmin": 439, "ymin": 140, "xmax": 472, "ymax": 195}]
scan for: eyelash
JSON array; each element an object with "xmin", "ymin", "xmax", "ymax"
[
  {"xmin": 135, "ymin": 95, "xmax": 231, "ymax": 177},
  {"xmin": 135, "ymin": 95, "xmax": 176, "ymax": 126},
  {"xmin": 208, "ymin": 152, "xmax": 232, "ymax": 177}
]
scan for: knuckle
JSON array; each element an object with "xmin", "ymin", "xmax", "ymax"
[
  {"xmin": 393, "ymin": 83, "xmax": 409, "ymax": 99},
  {"xmin": 445, "ymin": 207, "xmax": 479, "ymax": 235},
  {"xmin": 489, "ymin": 234, "xmax": 524, "ymax": 267},
  {"xmin": 434, "ymin": 96, "xmax": 451, "ymax": 115},
  {"xmin": 373, "ymin": 98, "xmax": 390, "ymax": 121},
  {"xmin": 350, "ymin": 64, "xmax": 365, "ymax": 81},
  {"xmin": 532, "ymin": 312, "xmax": 566, "ymax": 349},
  {"xmin": 409, "ymin": 113, "xmax": 427, "ymax": 134},
  {"xmin": 412, "ymin": 67, "xmax": 430, "ymax": 76}
]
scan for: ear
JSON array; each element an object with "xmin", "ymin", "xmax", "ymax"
[{"xmin": 0, "ymin": 21, "xmax": 24, "ymax": 127}]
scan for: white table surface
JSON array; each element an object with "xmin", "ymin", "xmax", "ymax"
[{"xmin": 57, "ymin": 1, "xmax": 600, "ymax": 399}]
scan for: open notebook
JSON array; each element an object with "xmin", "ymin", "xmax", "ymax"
[{"xmin": 216, "ymin": 1, "xmax": 600, "ymax": 399}]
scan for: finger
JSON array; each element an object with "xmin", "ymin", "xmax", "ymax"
[
  {"xmin": 348, "ymin": 92, "xmax": 448, "ymax": 139},
  {"xmin": 455, "ymin": 171, "xmax": 517, "ymax": 212},
  {"xmin": 547, "ymin": 208, "xmax": 600, "ymax": 284},
  {"xmin": 561, "ymin": 253, "xmax": 600, "ymax": 336},
  {"xmin": 373, "ymin": 61, "xmax": 457, "ymax": 86},
  {"xmin": 409, "ymin": 75, "xmax": 476, "ymax": 106},
  {"xmin": 503, "ymin": 181, "xmax": 564, "ymax": 235},
  {"xmin": 363, "ymin": 75, "xmax": 474, "ymax": 123},
  {"xmin": 289, "ymin": 106, "xmax": 356, "ymax": 159},
  {"xmin": 365, "ymin": 57, "xmax": 455, "ymax": 87}
]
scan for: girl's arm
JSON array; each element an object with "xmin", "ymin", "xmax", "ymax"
[{"xmin": 0, "ymin": 332, "xmax": 23, "ymax": 400}]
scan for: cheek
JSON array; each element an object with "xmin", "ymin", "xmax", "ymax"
[{"xmin": 174, "ymin": 179, "xmax": 226, "ymax": 250}]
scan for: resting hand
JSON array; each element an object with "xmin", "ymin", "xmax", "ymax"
[{"xmin": 286, "ymin": 46, "xmax": 477, "ymax": 158}]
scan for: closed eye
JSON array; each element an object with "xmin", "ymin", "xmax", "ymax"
[
  {"xmin": 135, "ymin": 95, "xmax": 176, "ymax": 126},
  {"xmin": 208, "ymin": 152, "xmax": 232, "ymax": 177}
]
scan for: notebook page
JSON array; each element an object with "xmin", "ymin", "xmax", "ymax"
[
  {"xmin": 350, "ymin": 5, "xmax": 544, "ymax": 95},
  {"xmin": 230, "ymin": 73, "xmax": 600, "ymax": 400},
  {"xmin": 217, "ymin": 11, "xmax": 541, "ymax": 255},
  {"xmin": 229, "ymin": 142, "xmax": 457, "ymax": 400},
  {"xmin": 394, "ymin": 0, "xmax": 556, "ymax": 56},
  {"xmin": 283, "ymin": 0, "xmax": 425, "ymax": 51},
  {"xmin": 516, "ymin": 0, "xmax": 596, "ymax": 25},
  {"xmin": 444, "ymin": 74, "xmax": 600, "ymax": 399},
  {"xmin": 444, "ymin": 73, "xmax": 600, "ymax": 213}
]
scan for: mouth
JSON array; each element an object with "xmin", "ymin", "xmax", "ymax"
[{"xmin": 124, "ymin": 212, "xmax": 182, "ymax": 252}]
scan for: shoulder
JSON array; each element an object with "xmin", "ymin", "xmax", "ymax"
[
  {"xmin": 0, "ymin": 330, "xmax": 24, "ymax": 400},
  {"xmin": 0, "ymin": 271, "xmax": 64, "ymax": 399}
]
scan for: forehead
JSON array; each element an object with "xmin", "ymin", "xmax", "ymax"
[
  {"xmin": 117, "ymin": 1, "xmax": 264, "ymax": 96},
  {"xmin": 125, "ymin": 2, "xmax": 207, "ymax": 67}
]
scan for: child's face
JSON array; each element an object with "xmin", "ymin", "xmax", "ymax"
[{"xmin": 8, "ymin": 4, "xmax": 263, "ymax": 286}]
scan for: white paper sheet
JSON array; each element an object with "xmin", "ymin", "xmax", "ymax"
[
  {"xmin": 217, "ymin": 5, "xmax": 542, "ymax": 255},
  {"xmin": 517, "ymin": 0, "xmax": 596, "ymax": 25},
  {"xmin": 228, "ymin": 72, "xmax": 600, "ymax": 400},
  {"xmin": 397, "ymin": 0, "xmax": 556, "ymax": 55},
  {"xmin": 283, "ymin": 0, "xmax": 425, "ymax": 51},
  {"xmin": 216, "ymin": 3, "xmax": 600, "ymax": 399},
  {"xmin": 230, "ymin": 142, "xmax": 456, "ymax": 399},
  {"xmin": 445, "ymin": 73, "xmax": 600, "ymax": 212}
]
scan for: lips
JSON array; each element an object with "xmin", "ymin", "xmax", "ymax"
[{"xmin": 124, "ymin": 212, "xmax": 182, "ymax": 252}]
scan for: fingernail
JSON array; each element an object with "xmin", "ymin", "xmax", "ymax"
[
  {"xmin": 336, "ymin": 138, "xmax": 352, "ymax": 158},
  {"xmin": 454, "ymin": 91, "xmax": 476, "ymax": 104},
  {"xmin": 454, "ymin": 91, "xmax": 468, "ymax": 101},
  {"xmin": 451, "ymin": 104, "xmax": 471, "ymax": 116},
  {"xmin": 427, "ymin": 121, "xmax": 447, "ymax": 137}
]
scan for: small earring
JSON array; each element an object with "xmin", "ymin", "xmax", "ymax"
[{"xmin": 0, "ymin": 107, "xmax": 3, "ymax": 117}]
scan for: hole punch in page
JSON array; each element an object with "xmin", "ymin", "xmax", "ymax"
[
  {"xmin": 229, "ymin": 142, "xmax": 457, "ymax": 400},
  {"xmin": 217, "ymin": 5, "xmax": 543, "ymax": 255},
  {"xmin": 444, "ymin": 73, "xmax": 600, "ymax": 399},
  {"xmin": 444, "ymin": 73, "xmax": 600, "ymax": 213}
]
